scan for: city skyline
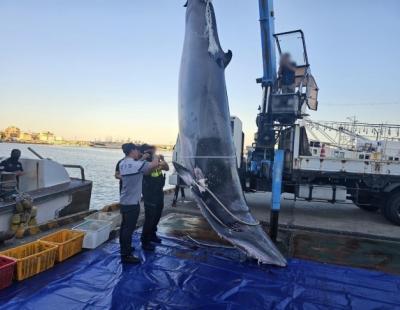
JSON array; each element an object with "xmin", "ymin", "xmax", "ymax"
[
  {"xmin": 1, "ymin": 1, "xmax": 399, "ymax": 145},
  {"xmin": 0, "ymin": 125, "xmax": 150, "ymax": 144}
]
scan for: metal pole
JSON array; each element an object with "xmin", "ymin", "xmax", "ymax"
[
  {"xmin": 27, "ymin": 147, "xmax": 44, "ymax": 160},
  {"xmin": 269, "ymin": 149, "xmax": 284, "ymax": 241}
]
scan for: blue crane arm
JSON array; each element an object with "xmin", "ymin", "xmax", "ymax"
[{"xmin": 258, "ymin": 0, "xmax": 277, "ymax": 86}]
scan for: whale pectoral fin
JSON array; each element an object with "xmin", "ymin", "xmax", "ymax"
[
  {"xmin": 173, "ymin": 162, "xmax": 195, "ymax": 186},
  {"xmin": 223, "ymin": 50, "xmax": 233, "ymax": 68},
  {"xmin": 213, "ymin": 49, "xmax": 232, "ymax": 69}
]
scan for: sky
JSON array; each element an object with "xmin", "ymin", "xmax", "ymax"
[{"xmin": 0, "ymin": 0, "xmax": 399, "ymax": 145}]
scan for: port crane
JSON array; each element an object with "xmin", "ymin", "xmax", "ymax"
[{"xmin": 247, "ymin": 0, "xmax": 400, "ymax": 230}]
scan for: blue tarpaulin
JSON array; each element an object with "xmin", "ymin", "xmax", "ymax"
[{"xmin": 0, "ymin": 233, "xmax": 399, "ymax": 309}]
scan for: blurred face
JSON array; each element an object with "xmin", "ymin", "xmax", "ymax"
[
  {"xmin": 11, "ymin": 150, "xmax": 21, "ymax": 160},
  {"xmin": 143, "ymin": 147, "xmax": 155, "ymax": 156},
  {"xmin": 281, "ymin": 54, "xmax": 291, "ymax": 65},
  {"xmin": 129, "ymin": 149, "xmax": 141, "ymax": 160},
  {"xmin": 135, "ymin": 149, "xmax": 142, "ymax": 159}
]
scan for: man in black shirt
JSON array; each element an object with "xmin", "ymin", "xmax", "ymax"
[
  {"xmin": 0, "ymin": 149, "xmax": 24, "ymax": 175},
  {"xmin": 140, "ymin": 144, "xmax": 169, "ymax": 251},
  {"xmin": 0, "ymin": 149, "xmax": 24, "ymax": 190}
]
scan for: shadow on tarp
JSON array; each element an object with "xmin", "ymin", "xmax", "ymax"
[{"xmin": 0, "ymin": 233, "xmax": 399, "ymax": 310}]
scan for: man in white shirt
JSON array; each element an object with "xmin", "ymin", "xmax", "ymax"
[{"xmin": 119, "ymin": 143, "xmax": 159, "ymax": 264}]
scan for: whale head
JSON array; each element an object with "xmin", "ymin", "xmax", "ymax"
[{"xmin": 184, "ymin": 0, "xmax": 232, "ymax": 68}]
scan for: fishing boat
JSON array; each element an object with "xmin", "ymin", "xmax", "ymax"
[{"xmin": 0, "ymin": 149, "xmax": 92, "ymax": 241}]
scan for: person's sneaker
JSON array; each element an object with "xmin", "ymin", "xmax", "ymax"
[
  {"xmin": 150, "ymin": 235, "xmax": 162, "ymax": 244},
  {"xmin": 121, "ymin": 255, "xmax": 140, "ymax": 264},
  {"xmin": 141, "ymin": 242, "xmax": 155, "ymax": 251}
]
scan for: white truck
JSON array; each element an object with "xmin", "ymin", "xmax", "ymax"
[{"xmin": 276, "ymin": 123, "xmax": 400, "ymax": 225}]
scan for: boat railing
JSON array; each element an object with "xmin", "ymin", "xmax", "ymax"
[
  {"xmin": 63, "ymin": 165, "xmax": 86, "ymax": 181},
  {"xmin": 27, "ymin": 148, "xmax": 86, "ymax": 182}
]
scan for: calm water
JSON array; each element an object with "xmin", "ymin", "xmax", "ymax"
[{"xmin": 0, "ymin": 143, "xmax": 173, "ymax": 209}]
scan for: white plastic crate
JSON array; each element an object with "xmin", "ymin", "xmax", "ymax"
[
  {"xmin": 73, "ymin": 220, "xmax": 112, "ymax": 249},
  {"xmin": 85, "ymin": 211, "xmax": 121, "ymax": 230}
]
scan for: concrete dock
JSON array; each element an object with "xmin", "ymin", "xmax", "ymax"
[
  {"xmin": 165, "ymin": 191, "xmax": 400, "ymax": 241},
  {"xmin": 1, "ymin": 190, "xmax": 399, "ymax": 274},
  {"xmin": 161, "ymin": 190, "xmax": 400, "ymax": 274}
]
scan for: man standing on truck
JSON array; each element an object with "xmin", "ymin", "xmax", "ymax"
[
  {"xmin": 278, "ymin": 53, "xmax": 297, "ymax": 93},
  {"xmin": 140, "ymin": 144, "xmax": 169, "ymax": 251},
  {"xmin": 118, "ymin": 143, "xmax": 159, "ymax": 264}
]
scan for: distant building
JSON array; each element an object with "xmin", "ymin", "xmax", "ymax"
[
  {"xmin": 19, "ymin": 132, "xmax": 33, "ymax": 141},
  {"xmin": 31, "ymin": 133, "xmax": 40, "ymax": 141},
  {"xmin": 4, "ymin": 126, "xmax": 21, "ymax": 139},
  {"xmin": 1, "ymin": 125, "xmax": 89, "ymax": 146},
  {"xmin": 39, "ymin": 131, "xmax": 55, "ymax": 143}
]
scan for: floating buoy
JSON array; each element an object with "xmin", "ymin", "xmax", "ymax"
[
  {"xmin": 19, "ymin": 213, "xmax": 28, "ymax": 223},
  {"xmin": 28, "ymin": 218, "xmax": 37, "ymax": 226},
  {"xmin": 15, "ymin": 203, "xmax": 24, "ymax": 213},
  {"xmin": 11, "ymin": 214, "xmax": 21, "ymax": 225},
  {"xmin": 22, "ymin": 199, "xmax": 33, "ymax": 210},
  {"xmin": 31, "ymin": 207, "xmax": 37, "ymax": 218}
]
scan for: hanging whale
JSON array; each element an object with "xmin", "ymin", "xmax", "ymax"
[{"xmin": 174, "ymin": 0, "xmax": 286, "ymax": 266}]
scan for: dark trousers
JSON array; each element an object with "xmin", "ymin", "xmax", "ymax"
[
  {"xmin": 141, "ymin": 201, "xmax": 164, "ymax": 243},
  {"xmin": 119, "ymin": 204, "xmax": 140, "ymax": 256},
  {"xmin": 172, "ymin": 186, "xmax": 185, "ymax": 205}
]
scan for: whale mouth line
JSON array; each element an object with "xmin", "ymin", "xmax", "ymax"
[
  {"xmin": 185, "ymin": 234, "xmax": 235, "ymax": 249},
  {"xmin": 173, "ymin": 161, "xmax": 260, "ymax": 227},
  {"xmin": 194, "ymin": 182, "xmax": 260, "ymax": 227}
]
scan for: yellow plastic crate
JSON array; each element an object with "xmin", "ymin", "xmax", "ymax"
[
  {"xmin": 0, "ymin": 241, "xmax": 57, "ymax": 281},
  {"xmin": 40, "ymin": 229, "xmax": 85, "ymax": 262}
]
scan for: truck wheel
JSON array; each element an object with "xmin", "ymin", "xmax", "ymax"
[
  {"xmin": 383, "ymin": 192, "xmax": 400, "ymax": 225},
  {"xmin": 355, "ymin": 203, "xmax": 380, "ymax": 212},
  {"xmin": 353, "ymin": 194, "xmax": 380, "ymax": 212}
]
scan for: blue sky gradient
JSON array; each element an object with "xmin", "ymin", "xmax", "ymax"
[{"xmin": 0, "ymin": 0, "xmax": 399, "ymax": 144}]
